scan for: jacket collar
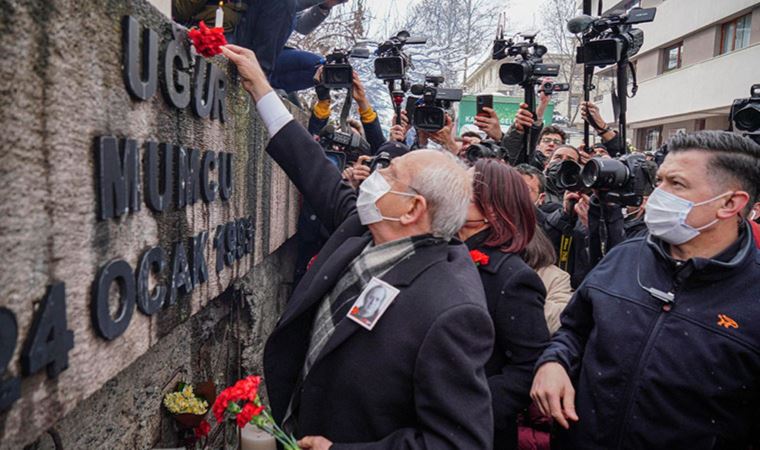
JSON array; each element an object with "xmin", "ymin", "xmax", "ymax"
[
  {"xmin": 646, "ymin": 221, "xmax": 755, "ymax": 283},
  {"xmin": 464, "ymin": 230, "xmax": 516, "ymax": 274}
]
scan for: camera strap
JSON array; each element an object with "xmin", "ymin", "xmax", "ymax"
[
  {"xmin": 559, "ymin": 234, "xmax": 572, "ymax": 271},
  {"xmin": 627, "ymin": 61, "xmax": 639, "ymax": 98},
  {"xmin": 339, "ymin": 85, "xmax": 353, "ymax": 131}
]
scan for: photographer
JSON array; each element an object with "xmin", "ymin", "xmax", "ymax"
[
  {"xmin": 309, "ymin": 69, "xmax": 386, "ymax": 153},
  {"xmin": 541, "ymin": 188, "xmax": 591, "ymax": 290},
  {"xmin": 412, "ymin": 113, "xmax": 460, "ymax": 154},
  {"xmin": 543, "ymin": 145, "xmax": 582, "ymax": 208},
  {"xmin": 177, "ymin": 0, "xmax": 348, "ymax": 93},
  {"xmin": 531, "ymin": 130, "xmax": 760, "ymax": 449}
]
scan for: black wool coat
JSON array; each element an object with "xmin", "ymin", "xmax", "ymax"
[
  {"xmin": 263, "ymin": 120, "xmax": 496, "ymax": 450},
  {"xmin": 466, "ymin": 233, "xmax": 550, "ymax": 450}
]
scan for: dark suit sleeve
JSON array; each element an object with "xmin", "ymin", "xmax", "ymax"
[
  {"xmin": 488, "ymin": 267, "xmax": 550, "ymax": 429},
  {"xmin": 535, "ymin": 283, "xmax": 595, "ymax": 379},
  {"xmin": 362, "ymin": 116, "xmax": 386, "ymax": 154},
  {"xmin": 266, "ymin": 120, "xmax": 357, "ymax": 234},
  {"xmin": 330, "ymin": 305, "xmax": 495, "ymax": 450}
]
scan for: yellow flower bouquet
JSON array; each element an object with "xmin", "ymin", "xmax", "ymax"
[{"xmin": 163, "ymin": 381, "xmax": 216, "ymax": 430}]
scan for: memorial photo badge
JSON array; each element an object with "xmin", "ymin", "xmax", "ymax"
[{"xmin": 347, "ymin": 277, "xmax": 399, "ymax": 330}]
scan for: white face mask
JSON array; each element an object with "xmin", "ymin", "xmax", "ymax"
[
  {"xmin": 750, "ymin": 210, "xmax": 758, "ymax": 222},
  {"xmin": 644, "ymin": 188, "xmax": 732, "ymax": 245},
  {"xmin": 356, "ymin": 170, "xmax": 416, "ymax": 225}
]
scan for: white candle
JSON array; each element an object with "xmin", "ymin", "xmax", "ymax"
[
  {"xmin": 240, "ymin": 423, "xmax": 277, "ymax": 450},
  {"xmin": 214, "ymin": 2, "xmax": 224, "ymax": 28}
]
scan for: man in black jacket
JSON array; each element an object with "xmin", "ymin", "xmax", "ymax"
[
  {"xmin": 221, "ymin": 44, "xmax": 495, "ymax": 450},
  {"xmin": 531, "ymin": 131, "xmax": 760, "ymax": 449}
]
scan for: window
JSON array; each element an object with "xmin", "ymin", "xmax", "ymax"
[
  {"xmin": 720, "ymin": 14, "xmax": 752, "ymax": 55},
  {"xmin": 645, "ymin": 127, "xmax": 661, "ymax": 152},
  {"xmin": 663, "ymin": 42, "xmax": 682, "ymax": 72}
]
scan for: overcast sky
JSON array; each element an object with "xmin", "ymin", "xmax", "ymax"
[{"xmin": 364, "ymin": 0, "xmax": 545, "ymax": 40}]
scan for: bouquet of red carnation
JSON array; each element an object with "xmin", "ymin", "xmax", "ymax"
[
  {"xmin": 469, "ymin": 249, "xmax": 490, "ymax": 266},
  {"xmin": 213, "ymin": 376, "xmax": 299, "ymax": 450},
  {"xmin": 187, "ymin": 21, "xmax": 227, "ymax": 58}
]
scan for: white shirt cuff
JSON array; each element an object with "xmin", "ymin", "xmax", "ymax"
[{"xmin": 256, "ymin": 91, "xmax": 294, "ymax": 137}]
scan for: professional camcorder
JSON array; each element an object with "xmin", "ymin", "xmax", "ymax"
[
  {"xmin": 569, "ymin": 8, "xmax": 656, "ymax": 67},
  {"xmin": 493, "ymin": 32, "xmax": 560, "ymax": 87},
  {"xmin": 322, "ymin": 47, "xmax": 370, "ymax": 89},
  {"xmin": 553, "ymin": 153, "xmax": 656, "ymax": 206},
  {"xmin": 318, "ymin": 125, "xmax": 370, "ymax": 164},
  {"xmin": 409, "ymin": 76, "xmax": 463, "ymax": 132},
  {"xmin": 730, "ymin": 84, "xmax": 760, "ymax": 144},
  {"xmin": 374, "ymin": 31, "xmax": 426, "ymax": 80}
]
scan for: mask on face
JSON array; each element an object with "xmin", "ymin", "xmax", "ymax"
[
  {"xmin": 356, "ymin": 170, "xmax": 417, "ymax": 225},
  {"xmin": 750, "ymin": 210, "xmax": 758, "ymax": 222},
  {"xmin": 545, "ymin": 162, "xmax": 564, "ymax": 194},
  {"xmin": 644, "ymin": 188, "xmax": 733, "ymax": 245}
]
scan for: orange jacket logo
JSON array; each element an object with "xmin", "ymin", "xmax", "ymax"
[{"xmin": 717, "ymin": 314, "xmax": 739, "ymax": 329}]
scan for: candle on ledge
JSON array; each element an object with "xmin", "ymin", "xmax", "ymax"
[
  {"xmin": 214, "ymin": 2, "xmax": 224, "ymax": 28},
  {"xmin": 240, "ymin": 423, "xmax": 276, "ymax": 450}
]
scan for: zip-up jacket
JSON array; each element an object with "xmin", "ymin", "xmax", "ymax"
[{"xmin": 536, "ymin": 222, "xmax": 760, "ymax": 449}]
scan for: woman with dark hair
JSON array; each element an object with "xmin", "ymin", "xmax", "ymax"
[{"xmin": 458, "ymin": 158, "xmax": 551, "ymax": 450}]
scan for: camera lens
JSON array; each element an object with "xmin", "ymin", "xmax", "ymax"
[
  {"xmin": 582, "ymin": 158, "xmax": 629, "ymax": 189},
  {"xmin": 499, "ymin": 62, "xmax": 527, "ymax": 85},
  {"xmin": 733, "ymin": 102, "xmax": 760, "ymax": 132},
  {"xmin": 557, "ymin": 161, "xmax": 582, "ymax": 190}
]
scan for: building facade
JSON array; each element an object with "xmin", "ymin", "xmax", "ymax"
[{"xmin": 584, "ymin": 0, "xmax": 760, "ymax": 151}]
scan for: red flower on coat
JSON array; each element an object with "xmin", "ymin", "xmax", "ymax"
[
  {"xmin": 187, "ymin": 21, "xmax": 228, "ymax": 58},
  {"xmin": 469, "ymin": 249, "xmax": 490, "ymax": 266}
]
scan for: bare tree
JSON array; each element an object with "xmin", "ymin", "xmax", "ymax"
[
  {"xmin": 541, "ymin": 0, "xmax": 583, "ymax": 123},
  {"xmin": 401, "ymin": 0, "xmax": 502, "ymax": 85}
]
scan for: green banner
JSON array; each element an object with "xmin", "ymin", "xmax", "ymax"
[{"xmin": 457, "ymin": 95, "xmax": 555, "ymax": 136}]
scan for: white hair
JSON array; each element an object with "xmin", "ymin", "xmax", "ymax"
[{"xmin": 411, "ymin": 150, "xmax": 472, "ymax": 240}]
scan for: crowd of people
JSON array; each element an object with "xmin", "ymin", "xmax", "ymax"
[{"xmin": 198, "ymin": 3, "xmax": 760, "ymax": 448}]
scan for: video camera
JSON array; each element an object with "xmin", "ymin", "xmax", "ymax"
[
  {"xmin": 464, "ymin": 140, "xmax": 507, "ymax": 164},
  {"xmin": 553, "ymin": 153, "xmax": 657, "ymax": 206},
  {"xmin": 374, "ymin": 31, "xmax": 426, "ymax": 80},
  {"xmin": 540, "ymin": 80, "xmax": 570, "ymax": 96},
  {"xmin": 322, "ymin": 47, "xmax": 370, "ymax": 89},
  {"xmin": 569, "ymin": 7, "xmax": 656, "ymax": 67},
  {"xmin": 409, "ymin": 76, "xmax": 463, "ymax": 132},
  {"xmin": 730, "ymin": 84, "xmax": 760, "ymax": 145},
  {"xmin": 318, "ymin": 124, "xmax": 370, "ymax": 165},
  {"xmin": 493, "ymin": 32, "xmax": 560, "ymax": 87}
]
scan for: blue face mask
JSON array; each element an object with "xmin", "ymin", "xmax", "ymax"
[{"xmin": 644, "ymin": 188, "xmax": 732, "ymax": 245}]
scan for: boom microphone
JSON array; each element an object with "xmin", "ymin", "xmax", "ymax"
[{"xmin": 567, "ymin": 14, "xmax": 595, "ymax": 34}]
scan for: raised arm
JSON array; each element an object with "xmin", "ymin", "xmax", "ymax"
[{"xmin": 221, "ymin": 44, "xmax": 357, "ymax": 233}]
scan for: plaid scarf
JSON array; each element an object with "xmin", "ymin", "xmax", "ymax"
[{"xmin": 283, "ymin": 234, "xmax": 444, "ymax": 433}]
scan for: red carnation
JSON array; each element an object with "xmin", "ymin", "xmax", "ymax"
[
  {"xmin": 187, "ymin": 21, "xmax": 228, "ymax": 58},
  {"xmin": 194, "ymin": 420, "xmax": 211, "ymax": 439},
  {"xmin": 236, "ymin": 401, "xmax": 266, "ymax": 428},
  {"xmin": 212, "ymin": 376, "xmax": 262, "ymax": 422},
  {"xmin": 469, "ymin": 249, "xmax": 490, "ymax": 266}
]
